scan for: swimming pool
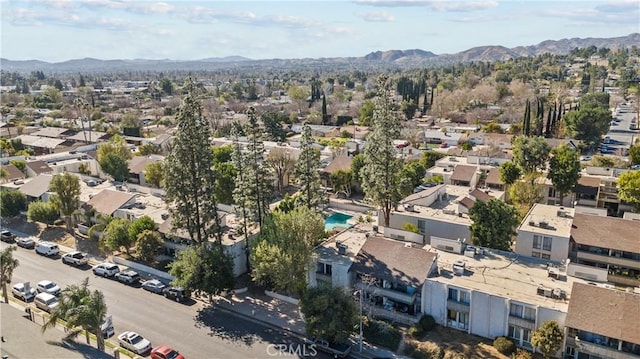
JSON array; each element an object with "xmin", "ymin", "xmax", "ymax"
[{"xmin": 325, "ymin": 212, "xmax": 353, "ymax": 231}]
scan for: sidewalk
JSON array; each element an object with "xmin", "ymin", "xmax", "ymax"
[
  {"xmin": 211, "ymin": 290, "xmax": 410, "ymax": 359},
  {"xmin": 4, "ymin": 224, "xmax": 408, "ymax": 358},
  {"xmin": 0, "ymin": 300, "xmax": 114, "ymax": 359}
]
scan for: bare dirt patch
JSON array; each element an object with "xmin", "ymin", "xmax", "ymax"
[{"xmin": 421, "ymin": 326, "xmax": 508, "ymax": 359}]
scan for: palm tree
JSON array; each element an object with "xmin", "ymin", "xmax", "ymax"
[
  {"xmin": 1, "ymin": 246, "xmax": 20, "ymax": 303},
  {"xmin": 43, "ymin": 278, "xmax": 108, "ymax": 351}
]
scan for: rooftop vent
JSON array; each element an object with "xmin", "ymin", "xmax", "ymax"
[
  {"xmin": 337, "ymin": 244, "xmax": 347, "ymax": 255},
  {"xmin": 538, "ymin": 221, "xmax": 549, "ymax": 229},
  {"xmin": 453, "ymin": 261, "xmax": 465, "ymax": 276}
]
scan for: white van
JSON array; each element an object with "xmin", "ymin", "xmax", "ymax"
[
  {"xmin": 34, "ymin": 292, "xmax": 59, "ymax": 312},
  {"xmin": 35, "ymin": 241, "xmax": 59, "ymax": 257}
]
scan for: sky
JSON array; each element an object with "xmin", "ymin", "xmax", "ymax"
[{"xmin": 1, "ymin": 0, "xmax": 638, "ymax": 62}]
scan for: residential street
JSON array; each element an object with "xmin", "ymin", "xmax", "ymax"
[{"xmin": 0, "ymin": 241, "xmax": 332, "ymax": 359}]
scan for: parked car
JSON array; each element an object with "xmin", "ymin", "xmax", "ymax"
[
  {"xmin": 118, "ymin": 331, "xmax": 152, "ymax": 356},
  {"xmin": 101, "ymin": 315, "xmax": 115, "ymax": 338},
  {"xmin": 0, "ymin": 229, "xmax": 16, "ymax": 243},
  {"xmin": 305, "ymin": 338, "xmax": 352, "ymax": 359},
  {"xmin": 12, "ymin": 282, "xmax": 37, "ymax": 302},
  {"xmin": 162, "ymin": 286, "xmax": 190, "ymax": 302},
  {"xmin": 36, "ymin": 280, "xmax": 61, "ymax": 296},
  {"xmin": 115, "ymin": 270, "xmax": 140, "ymax": 285},
  {"xmin": 1, "ymin": 230, "xmax": 16, "ymax": 243},
  {"xmin": 35, "ymin": 241, "xmax": 60, "ymax": 257},
  {"xmin": 16, "ymin": 237, "xmax": 36, "ymax": 249},
  {"xmin": 142, "ymin": 279, "xmax": 166, "ymax": 294},
  {"xmin": 92, "ymin": 263, "xmax": 120, "ymax": 277},
  {"xmin": 62, "ymin": 251, "xmax": 89, "ymax": 266},
  {"xmin": 34, "ymin": 292, "xmax": 59, "ymax": 312},
  {"xmin": 151, "ymin": 345, "xmax": 185, "ymax": 359}
]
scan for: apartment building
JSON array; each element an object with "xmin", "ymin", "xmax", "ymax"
[
  {"xmin": 310, "ymin": 227, "xmax": 438, "ymax": 325},
  {"xmin": 423, "ymin": 246, "xmax": 595, "ymax": 355},
  {"xmin": 515, "ymin": 204, "xmax": 575, "ymax": 262},
  {"xmin": 567, "ymin": 214, "xmax": 640, "ymax": 287},
  {"xmin": 564, "ymin": 283, "xmax": 640, "ymax": 359}
]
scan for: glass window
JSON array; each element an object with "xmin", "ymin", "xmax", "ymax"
[
  {"xmin": 533, "ymin": 235, "xmax": 541, "ymax": 249},
  {"xmin": 523, "ymin": 329, "xmax": 532, "ymax": 348},
  {"xmin": 509, "ymin": 325, "xmax": 521, "ymax": 340},
  {"xmin": 459, "ymin": 312, "xmax": 469, "ymax": 325},
  {"xmin": 447, "ymin": 309, "xmax": 457, "ymax": 321},
  {"xmin": 542, "ymin": 253, "xmax": 551, "ymax": 260},
  {"xmin": 417, "ymin": 220, "xmax": 426, "ymax": 233},
  {"xmin": 510, "ymin": 303, "xmax": 523, "ymax": 317},
  {"xmin": 532, "ymin": 252, "xmax": 541, "ymax": 258},
  {"xmin": 325, "ymin": 264, "xmax": 332, "ymax": 275},
  {"xmin": 448, "ymin": 288, "xmax": 458, "ymax": 301},
  {"xmin": 543, "ymin": 237, "xmax": 552, "ymax": 251},
  {"xmin": 524, "ymin": 307, "xmax": 536, "ymax": 321},
  {"xmin": 459, "ymin": 291, "xmax": 470, "ymax": 304}
]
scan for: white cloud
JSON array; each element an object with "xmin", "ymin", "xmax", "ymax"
[
  {"xmin": 353, "ymin": 0, "xmax": 499, "ymax": 12},
  {"xmin": 355, "ymin": 10, "xmax": 396, "ymax": 22}
]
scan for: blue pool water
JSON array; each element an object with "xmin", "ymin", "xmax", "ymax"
[{"xmin": 325, "ymin": 212, "xmax": 353, "ymax": 231}]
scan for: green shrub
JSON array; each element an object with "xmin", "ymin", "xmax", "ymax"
[
  {"xmin": 363, "ymin": 317, "xmax": 402, "ymax": 351},
  {"xmin": 493, "ymin": 336, "xmax": 516, "ymax": 355},
  {"xmin": 408, "ymin": 315, "xmax": 437, "ymax": 339},
  {"xmin": 443, "ymin": 352, "xmax": 465, "ymax": 359},
  {"xmin": 514, "ymin": 349, "xmax": 533, "ymax": 359},
  {"xmin": 418, "ymin": 315, "xmax": 436, "ymax": 332},
  {"xmin": 411, "ymin": 341, "xmax": 444, "ymax": 359},
  {"xmin": 408, "ymin": 325, "xmax": 423, "ymax": 339}
]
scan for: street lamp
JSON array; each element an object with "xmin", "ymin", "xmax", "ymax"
[{"xmin": 354, "ymin": 274, "xmax": 377, "ymax": 353}]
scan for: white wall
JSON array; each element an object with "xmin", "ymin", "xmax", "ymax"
[
  {"xmin": 567, "ymin": 263, "xmax": 608, "ymax": 282},
  {"xmin": 470, "ymin": 291, "xmax": 508, "ymax": 339},
  {"xmin": 430, "ymin": 236, "xmax": 465, "ymax": 254},
  {"xmin": 388, "ymin": 212, "xmax": 471, "ymax": 245},
  {"xmin": 383, "ymin": 227, "xmax": 425, "ymax": 244},
  {"xmin": 423, "ymin": 281, "xmax": 448, "ymax": 326},
  {"xmin": 515, "ymin": 230, "xmax": 570, "ymax": 262}
]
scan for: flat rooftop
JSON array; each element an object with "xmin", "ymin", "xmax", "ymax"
[
  {"xmin": 428, "ymin": 246, "xmax": 599, "ymax": 311},
  {"xmin": 315, "ymin": 224, "xmax": 370, "ymax": 268},
  {"xmin": 519, "ymin": 203, "xmax": 575, "ymax": 238}
]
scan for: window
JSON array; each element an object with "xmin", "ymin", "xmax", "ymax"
[
  {"xmin": 447, "ymin": 309, "xmax": 457, "ymax": 321},
  {"xmin": 448, "ymin": 288, "xmax": 458, "ymax": 301},
  {"xmin": 510, "ymin": 303, "xmax": 523, "ymax": 317},
  {"xmin": 543, "ymin": 237, "xmax": 552, "ymax": 251},
  {"xmin": 510, "ymin": 303, "xmax": 536, "ymax": 321},
  {"xmin": 541, "ymin": 253, "xmax": 551, "ymax": 260},
  {"xmin": 417, "ymin": 220, "xmax": 426, "ymax": 233},
  {"xmin": 459, "ymin": 291, "xmax": 470, "ymax": 304},
  {"xmin": 316, "ymin": 262, "xmax": 332, "ymax": 275},
  {"xmin": 532, "ymin": 252, "xmax": 541, "ymax": 258},
  {"xmin": 509, "ymin": 325, "xmax": 521, "ymax": 340},
  {"xmin": 524, "ymin": 307, "xmax": 536, "ymax": 321},
  {"xmin": 533, "ymin": 235, "xmax": 542, "ymax": 249},
  {"xmin": 522, "ymin": 329, "xmax": 532, "ymax": 348}
]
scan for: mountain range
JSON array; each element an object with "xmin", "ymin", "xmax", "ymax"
[{"xmin": 1, "ymin": 33, "xmax": 638, "ymax": 74}]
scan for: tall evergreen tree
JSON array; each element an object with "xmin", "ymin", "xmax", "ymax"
[
  {"xmin": 245, "ymin": 107, "xmax": 273, "ymax": 229},
  {"xmin": 294, "ymin": 123, "xmax": 325, "ymax": 211},
  {"xmin": 547, "ymin": 145, "xmax": 581, "ymax": 206},
  {"xmin": 164, "ymin": 79, "xmax": 222, "ymax": 245},
  {"xmin": 232, "ymin": 126, "xmax": 251, "ymax": 243},
  {"xmin": 361, "ymin": 75, "xmax": 409, "ymax": 227}
]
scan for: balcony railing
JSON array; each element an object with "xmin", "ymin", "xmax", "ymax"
[
  {"xmin": 577, "ymin": 251, "xmax": 640, "ymax": 270},
  {"xmin": 447, "ymin": 320, "xmax": 469, "ymax": 331},
  {"xmin": 575, "ymin": 338, "xmax": 640, "ymax": 359},
  {"xmin": 368, "ymin": 306, "xmax": 420, "ymax": 326}
]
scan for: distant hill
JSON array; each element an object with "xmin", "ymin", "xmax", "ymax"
[{"xmin": 1, "ymin": 33, "xmax": 637, "ymax": 73}]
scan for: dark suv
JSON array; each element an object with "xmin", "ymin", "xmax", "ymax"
[
  {"xmin": 162, "ymin": 286, "xmax": 190, "ymax": 302},
  {"xmin": 1, "ymin": 230, "xmax": 16, "ymax": 243}
]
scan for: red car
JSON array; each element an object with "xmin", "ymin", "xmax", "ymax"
[{"xmin": 151, "ymin": 345, "xmax": 184, "ymax": 359}]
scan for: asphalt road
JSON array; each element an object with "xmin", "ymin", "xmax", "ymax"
[
  {"xmin": 603, "ymin": 103, "xmax": 638, "ymax": 157},
  {"xmin": 1, "ymin": 241, "xmax": 332, "ymax": 359}
]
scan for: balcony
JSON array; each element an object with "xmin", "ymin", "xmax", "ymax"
[
  {"xmin": 577, "ymin": 251, "xmax": 640, "ymax": 270},
  {"xmin": 364, "ymin": 285, "xmax": 418, "ymax": 305},
  {"xmin": 315, "ymin": 272, "xmax": 332, "ymax": 282},
  {"xmin": 447, "ymin": 299, "xmax": 470, "ymax": 313},
  {"xmin": 447, "ymin": 319, "xmax": 469, "ymax": 331},
  {"xmin": 508, "ymin": 316, "xmax": 536, "ymax": 330},
  {"xmin": 368, "ymin": 306, "xmax": 420, "ymax": 326},
  {"xmin": 575, "ymin": 338, "xmax": 640, "ymax": 359},
  {"xmin": 607, "ymin": 274, "xmax": 640, "ymax": 287}
]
